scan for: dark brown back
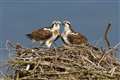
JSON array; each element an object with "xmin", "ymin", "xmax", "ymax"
[
  {"xmin": 31, "ymin": 28, "xmax": 52, "ymax": 41},
  {"xmin": 67, "ymin": 33, "xmax": 88, "ymax": 45}
]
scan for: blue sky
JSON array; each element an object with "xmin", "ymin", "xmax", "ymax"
[{"xmin": 0, "ymin": 0, "xmax": 119, "ymax": 70}]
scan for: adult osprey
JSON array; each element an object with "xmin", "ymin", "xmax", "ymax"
[
  {"xmin": 26, "ymin": 20, "xmax": 61, "ymax": 48},
  {"xmin": 61, "ymin": 20, "xmax": 88, "ymax": 45}
]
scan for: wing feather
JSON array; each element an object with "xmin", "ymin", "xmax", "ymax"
[
  {"xmin": 67, "ymin": 32, "xmax": 88, "ymax": 44},
  {"xmin": 29, "ymin": 28, "xmax": 52, "ymax": 41}
]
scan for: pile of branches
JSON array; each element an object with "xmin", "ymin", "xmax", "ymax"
[
  {"xmin": 8, "ymin": 42, "xmax": 120, "ymax": 80},
  {"xmin": 1, "ymin": 23, "xmax": 119, "ymax": 80}
]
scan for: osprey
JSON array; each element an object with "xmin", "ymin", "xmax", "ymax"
[
  {"xmin": 26, "ymin": 20, "xmax": 61, "ymax": 48},
  {"xmin": 61, "ymin": 20, "xmax": 88, "ymax": 45}
]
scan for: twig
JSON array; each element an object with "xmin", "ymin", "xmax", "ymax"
[
  {"xmin": 94, "ymin": 38, "xmax": 102, "ymax": 47},
  {"xmin": 82, "ymin": 56, "xmax": 96, "ymax": 66},
  {"xmin": 105, "ymin": 42, "xmax": 120, "ymax": 54},
  {"xmin": 98, "ymin": 54, "xmax": 106, "ymax": 65},
  {"xmin": 98, "ymin": 42, "xmax": 120, "ymax": 65},
  {"xmin": 69, "ymin": 74, "xmax": 77, "ymax": 80},
  {"xmin": 109, "ymin": 67, "xmax": 117, "ymax": 76},
  {"xmin": 104, "ymin": 23, "xmax": 111, "ymax": 50},
  {"xmin": 32, "ymin": 60, "xmax": 41, "ymax": 72},
  {"xmin": 87, "ymin": 48, "xmax": 97, "ymax": 59}
]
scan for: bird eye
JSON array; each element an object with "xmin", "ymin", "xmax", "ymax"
[{"xmin": 67, "ymin": 23, "xmax": 70, "ymax": 25}]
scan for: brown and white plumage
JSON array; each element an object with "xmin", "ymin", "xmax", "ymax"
[
  {"xmin": 26, "ymin": 20, "xmax": 61, "ymax": 48},
  {"xmin": 26, "ymin": 28, "xmax": 52, "ymax": 41},
  {"xmin": 67, "ymin": 33, "xmax": 88, "ymax": 45},
  {"xmin": 61, "ymin": 20, "xmax": 88, "ymax": 45}
]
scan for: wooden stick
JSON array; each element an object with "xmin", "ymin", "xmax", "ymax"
[{"xmin": 104, "ymin": 23, "xmax": 111, "ymax": 50}]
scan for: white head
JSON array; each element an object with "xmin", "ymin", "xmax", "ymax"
[
  {"xmin": 63, "ymin": 20, "xmax": 73, "ymax": 33},
  {"xmin": 45, "ymin": 20, "xmax": 61, "ymax": 48},
  {"xmin": 51, "ymin": 20, "xmax": 61, "ymax": 30}
]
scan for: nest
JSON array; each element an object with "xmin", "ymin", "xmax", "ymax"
[{"xmin": 8, "ymin": 43, "xmax": 120, "ymax": 80}]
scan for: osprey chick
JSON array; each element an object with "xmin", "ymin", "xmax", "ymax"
[{"xmin": 26, "ymin": 20, "xmax": 61, "ymax": 48}]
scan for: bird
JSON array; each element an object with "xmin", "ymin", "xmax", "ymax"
[
  {"xmin": 25, "ymin": 20, "xmax": 61, "ymax": 70},
  {"xmin": 61, "ymin": 20, "xmax": 99, "ymax": 51},
  {"xmin": 61, "ymin": 20, "xmax": 88, "ymax": 46},
  {"xmin": 26, "ymin": 20, "xmax": 61, "ymax": 48}
]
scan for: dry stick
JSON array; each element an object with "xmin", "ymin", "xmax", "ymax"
[
  {"xmin": 104, "ymin": 23, "xmax": 111, "ymax": 50},
  {"xmin": 40, "ymin": 70, "xmax": 115, "ymax": 78},
  {"xmin": 109, "ymin": 66, "xmax": 117, "ymax": 76},
  {"xmin": 5, "ymin": 40, "xmax": 23, "ymax": 58},
  {"xmin": 19, "ymin": 52, "xmax": 27, "ymax": 58},
  {"xmin": 5, "ymin": 40, "xmax": 14, "ymax": 49},
  {"xmin": 99, "ymin": 23, "xmax": 116, "ymax": 65},
  {"xmin": 106, "ymin": 42, "xmax": 120, "ymax": 54},
  {"xmin": 98, "ymin": 42, "xmax": 120, "ymax": 65},
  {"xmin": 82, "ymin": 56, "xmax": 96, "ymax": 66},
  {"xmin": 16, "ymin": 72, "xmax": 19, "ymax": 80},
  {"xmin": 94, "ymin": 38, "xmax": 102, "ymax": 47},
  {"xmin": 87, "ymin": 48, "xmax": 97, "ymax": 59},
  {"xmin": 98, "ymin": 48, "xmax": 106, "ymax": 66},
  {"xmin": 42, "ymin": 56, "xmax": 97, "ymax": 70},
  {"xmin": 69, "ymin": 74, "xmax": 77, "ymax": 80},
  {"xmin": 98, "ymin": 54, "xmax": 106, "ymax": 66},
  {"xmin": 0, "ymin": 40, "xmax": 13, "ymax": 50},
  {"xmin": 32, "ymin": 60, "xmax": 41, "ymax": 72},
  {"xmin": 5, "ymin": 40, "xmax": 11, "ymax": 58}
]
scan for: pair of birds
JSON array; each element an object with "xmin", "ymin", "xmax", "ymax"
[{"xmin": 26, "ymin": 20, "xmax": 88, "ymax": 48}]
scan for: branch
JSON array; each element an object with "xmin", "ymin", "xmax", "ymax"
[{"xmin": 104, "ymin": 23, "xmax": 111, "ymax": 50}]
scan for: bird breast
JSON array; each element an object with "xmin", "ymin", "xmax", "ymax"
[
  {"xmin": 61, "ymin": 32, "xmax": 70, "ymax": 44},
  {"xmin": 53, "ymin": 30, "xmax": 59, "ymax": 36},
  {"xmin": 49, "ymin": 29, "xmax": 60, "ymax": 41}
]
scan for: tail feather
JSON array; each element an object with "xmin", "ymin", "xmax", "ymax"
[{"xmin": 26, "ymin": 34, "xmax": 33, "ymax": 39}]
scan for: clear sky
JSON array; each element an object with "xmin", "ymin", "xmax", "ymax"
[{"xmin": 0, "ymin": 0, "xmax": 119, "ymax": 71}]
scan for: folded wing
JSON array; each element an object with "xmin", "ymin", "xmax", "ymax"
[
  {"xmin": 67, "ymin": 33, "xmax": 88, "ymax": 45},
  {"xmin": 26, "ymin": 28, "xmax": 52, "ymax": 41}
]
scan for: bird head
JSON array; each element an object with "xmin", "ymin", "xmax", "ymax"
[
  {"xmin": 51, "ymin": 20, "xmax": 61, "ymax": 36},
  {"xmin": 51, "ymin": 20, "xmax": 61, "ymax": 30},
  {"xmin": 63, "ymin": 20, "xmax": 71, "ymax": 26},
  {"xmin": 63, "ymin": 20, "xmax": 74, "ymax": 32}
]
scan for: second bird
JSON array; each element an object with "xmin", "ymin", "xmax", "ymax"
[{"xmin": 61, "ymin": 20, "xmax": 88, "ymax": 45}]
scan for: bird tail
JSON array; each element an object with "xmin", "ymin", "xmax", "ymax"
[{"xmin": 26, "ymin": 34, "xmax": 33, "ymax": 39}]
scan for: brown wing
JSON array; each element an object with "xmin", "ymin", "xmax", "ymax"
[
  {"xmin": 31, "ymin": 28, "xmax": 52, "ymax": 41},
  {"xmin": 67, "ymin": 33, "xmax": 88, "ymax": 45}
]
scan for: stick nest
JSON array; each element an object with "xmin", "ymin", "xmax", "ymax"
[{"xmin": 8, "ymin": 44, "xmax": 120, "ymax": 80}]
